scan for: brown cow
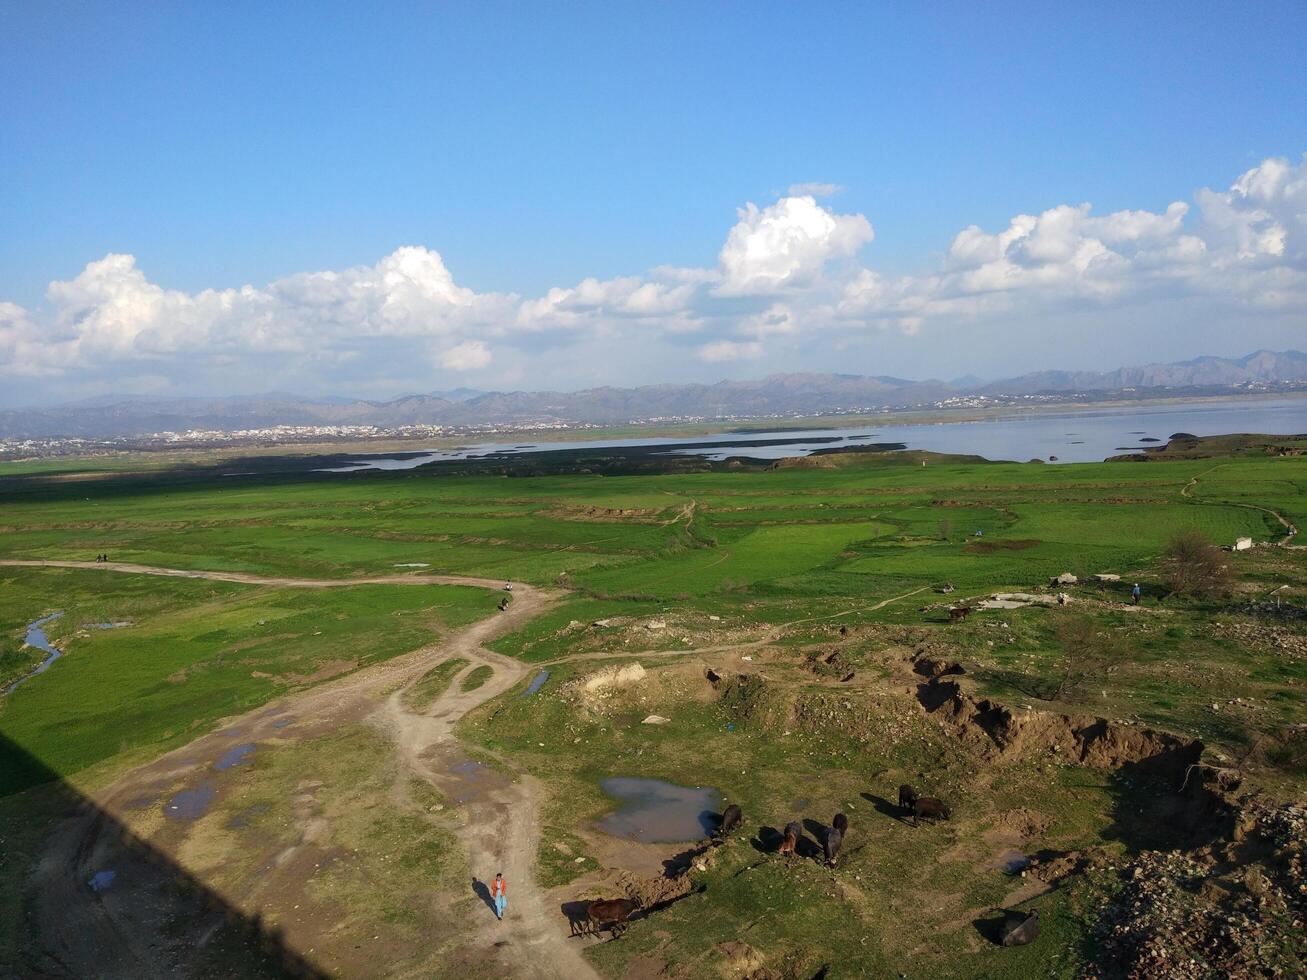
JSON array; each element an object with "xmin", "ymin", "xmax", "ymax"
[
  {"xmin": 912, "ymin": 796, "xmax": 951, "ymax": 827},
  {"xmin": 778, "ymin": 820, "xmax": 801, "ymax": 859},
  {"xmin": 586, "ymin": 897, "xmax": 642, "ymax": 938},
  {"xmin": 948, "ymin": 606, "xmax": 972, "ymax": 622}
]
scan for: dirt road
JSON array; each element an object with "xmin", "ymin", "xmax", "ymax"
[{"xmin": 12, "ymin": 561, "xmax": 598, "ymax": 980}]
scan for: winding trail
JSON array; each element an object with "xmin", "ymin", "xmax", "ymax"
[
  {"xmin": 9, "ymin": 560, "xmax": 597, "ymax": 980},
  {"xmin": 1177, "ymin": 467, "xmax": 1301, "ymax": 548}
]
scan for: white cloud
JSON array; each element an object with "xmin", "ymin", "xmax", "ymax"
[
  {"xmin": 4, "ymin": 152, "xmax": 1306, "ymax": 399},
  {"xmin": 698, "ymin": 340, "xmax": 763, "ymax": 362},
  {"xmin": 438, "ymin": 340, "xmax": 492, "ymax": 371},
  {"xmin": 715, "ymin": 196, "xmax": 874, "ymax": 296}
]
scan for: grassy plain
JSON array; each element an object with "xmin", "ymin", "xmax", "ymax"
[{"xmin": 2, "ymin": 441, "xmax": 1306, "ymax": 977}]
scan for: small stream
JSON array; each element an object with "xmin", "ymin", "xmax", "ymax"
[{"xmin": 4, "ymin": 613, "xmax": 65, "ymax": 695}]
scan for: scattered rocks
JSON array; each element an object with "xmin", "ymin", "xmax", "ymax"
[{"xmin": 642, "ymin": 714, "xmax": 671, "ymax": 726}]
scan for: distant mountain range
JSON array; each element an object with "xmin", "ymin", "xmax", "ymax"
[{"xmin": 4, "ymin": 350, "xmax": 1306, "ymax": 441}]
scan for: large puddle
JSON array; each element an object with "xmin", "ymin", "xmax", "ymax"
[
  {"xmin": 523, "ymin": 670, "xmax": 550, "ymax": 697},
  {"xmin": 164, "ymin": 781, "xmax": 216, "ymax": 821},
  {"xmin": 596, "ymin": 777, "xmax": 723, "ymax": 843},
  {"xmin": 4, "ymin": 613, "xmax": 65, "ymax": 695}
]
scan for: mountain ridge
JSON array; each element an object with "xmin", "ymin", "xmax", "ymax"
[{"xmin": 3, "ymin": 350, "xmax": 1305, "ymax": 440}]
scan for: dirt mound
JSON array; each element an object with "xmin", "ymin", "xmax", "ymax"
[
  {"xmin": 582, "ymin": 663, "xmax": 647, "ymax": 693},
  {"xmin": 616, "ymin": 869, "xmax": 694, "ymax": 908},
  {"xmin": 995, "ymin": 807, "xmax": 1052, "ymax": 839},
  {"xmin": 916, "ymin": 678, "xmax": 1202, "ymax": 775},
  {"xmin": 715, "ymin": 941, "xmax": 779, "ymax": 979}
]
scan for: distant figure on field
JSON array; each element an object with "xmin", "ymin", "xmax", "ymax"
[
  {"xmin": 1131, "ymin": 583, "xmax": 1141, "ymax": 605},
  {"xmin": 491, "ymin": 872, "xmax": 507, "ymax": 921}
]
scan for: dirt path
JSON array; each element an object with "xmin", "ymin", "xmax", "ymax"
[
  {"xmin": 1177, "ymin": 467, "xmax": 1302, "ymax": 548},
  {"xmin": 16, "ymin": 561, "xmax": 597, "ymax": 980},
  {"xmin": 0, "ymin": 558, "xmax": 518, "ymax": 590}
]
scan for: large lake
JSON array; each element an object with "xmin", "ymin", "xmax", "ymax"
[{"xmin": 321, "ymin": 397, "xmax": 1307, "ymax": 471}]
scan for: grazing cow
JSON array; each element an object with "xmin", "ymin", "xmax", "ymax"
[
  {"xmin": 948, "ymin": 606, "xmax": 972, "ymax": 622},
  {"xmin": 898, "ymin": 784, "xmax": 918, "ymax": 815},
  {"xmin": 773, "ymin": 825, "xmax": 794, "ymax": 857},
  {"xmin": 823, "ymin": 826, "xmax": 843, "ymax": 867},
  {"xmin": 717, "ymin": 804, "xmax": 742, "ymax": 839},
  {"xmin": 832, "ymin": 813, "xmax": 849, "ymax": 836},
  {"xmin": 779, "ymin": 821, "xmax": 801, "ymax": 858},
  {"xmin": 1001, "ymin": 909, "xmax": 1040, "ymax": 947},
  {"xmin": 586, "ymin": 897, "xmax": 642, "ymax": 938},
  {"xmin": 912, "ymin": 797, "xmax": 950, "ymax": 827}
]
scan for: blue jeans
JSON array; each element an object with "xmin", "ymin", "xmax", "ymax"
[{"xmin": 495, "ymin": 894, "xmax": 506, "ymax": 919}]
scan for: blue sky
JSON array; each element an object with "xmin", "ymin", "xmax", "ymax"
[{"xmin": 2, "ymin": 2, "xmax": 1305, "ymax": 404}]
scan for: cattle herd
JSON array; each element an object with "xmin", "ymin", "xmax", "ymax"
[{"xmin": 577, "ymin": 782, "xmax": 1038, "ymax": 947}]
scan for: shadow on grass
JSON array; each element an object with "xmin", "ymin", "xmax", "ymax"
[{"xmin": 0, "ymin": 732, "xmax": 326, "ymax": 978}]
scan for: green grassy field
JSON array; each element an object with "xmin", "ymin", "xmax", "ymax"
[{"xmin": 2, "ymin": 443, "xmax": 1305, "ymax": 978}]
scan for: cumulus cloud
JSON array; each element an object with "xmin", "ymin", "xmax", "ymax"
[
  {"xmin": 3, "ymin": 152, "xmax": 1306, "ymax": 398},
  {"xmin": 439, "ymin": 339, "xmax": 492, "ymax": 371},
  {"xmin": 716, "ymin": 195, "xmax": 874, "ymax": 296}
]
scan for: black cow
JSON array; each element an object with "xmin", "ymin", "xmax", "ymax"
[
  {"xmin": 823, "ymin": 826, "xmax": 843, "ymax": 867},
  {"xmin": 832, "ymin": 813, "xmax": 849, "ymax": 836},
  {"xmin": 912, "ymin": 796, "xmax": 950, "ymax": 827},
  {"xmin": 898, "ymin": 784, "xmax": 918, "ymax": 815},
  {"xmin": 717, "ymin": 804, "xmax": 742, "ymax": 840}
]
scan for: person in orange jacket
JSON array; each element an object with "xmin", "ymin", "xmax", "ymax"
[{"xmin": 491, "ymin": 872, "xmax": 507, "ymax": 921}]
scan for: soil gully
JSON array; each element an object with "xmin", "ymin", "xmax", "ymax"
[{"xmin": 913, "ymin": 671, "xmax": 1235, "ymax": 853}]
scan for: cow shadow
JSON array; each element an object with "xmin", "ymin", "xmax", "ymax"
[
  {"xmin": 803, "ymin": 817, "xmax": 829, "ymax": 847},
  {"xmin": 471, "ymin": 877, "xmax": 497, "ymax": 918},
  {"xmin": 861, "ymin": 792, "xmax": 908, "ymax": 823},
  {"xmin": 972, "ymin": 908, "xmax": 1035, "ymax": 946},
  {"xmin": 751, "ymin": 825, "xmax": 784, "ymax": 853},
  {"xmin": 561, "ymin": 900, "xmax": 591, "ymax": 938}
]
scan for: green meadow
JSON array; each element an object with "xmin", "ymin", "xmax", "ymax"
[{"xmin": 1, "ymin": 443, "xmax": 1305, "ymax": 977}]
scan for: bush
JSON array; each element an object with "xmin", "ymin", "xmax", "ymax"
[{"xmin": 1163, "ymin": 530, "xmax": 1235, "ymax": 599}]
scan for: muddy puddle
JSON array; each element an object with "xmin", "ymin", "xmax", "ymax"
[
  {"xmin": 88, "ymin": 870, "xmax": 117, "ymax": 892},
  {"xmin": 523, "ymin": 670, "xmax": 550, "ymax": 697},
  {"xmin": 228, "ymin": 803, "xmax": 271, "ymax": 829},
  {"xmin": 214, "ymin": 743, "xmax": 256, "ymax": 771},
  {"xmin": 444, "ymin": 759, "xmax": 509, "ymax": 805},
  {"xmin": 164, "ymin": 782, "xmax": 216, "ymax": 820},
  {"xmin": 988, "ymin": 849, "xmax": 1032, "ymax": 874},
  {"xmin": 597, "ymin": 777, "xmax": 723, "ymax": 843},
  {"xmin": 4, "ymin": 613, "xmax": 65, "ymax": 695}
]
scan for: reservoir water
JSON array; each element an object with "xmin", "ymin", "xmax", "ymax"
[{"xmin": 319, "ymin": 396, "xmax": 1307, "ymax": 471}]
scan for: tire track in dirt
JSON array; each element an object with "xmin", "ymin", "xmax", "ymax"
[{"xmin": 10, "ymin": 561, "xmax": 597, "ymax": 979}]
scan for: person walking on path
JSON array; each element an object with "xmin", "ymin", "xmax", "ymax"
[
  {"xmin": 491, "ymin": 872, "xmax": 507, "ymax": 921},
  {"xmin": 1131, "ymin": 583, "xmax": 1142, "ymax": 605}
]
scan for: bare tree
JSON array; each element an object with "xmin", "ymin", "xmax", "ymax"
[
  {"xmin": 1045, "ymin": 613, "xmax": 1132, "ymax": 701},
  {"xmin": 1163, "ymin": 530, "xmax": 1235, "ymax": 599}
]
